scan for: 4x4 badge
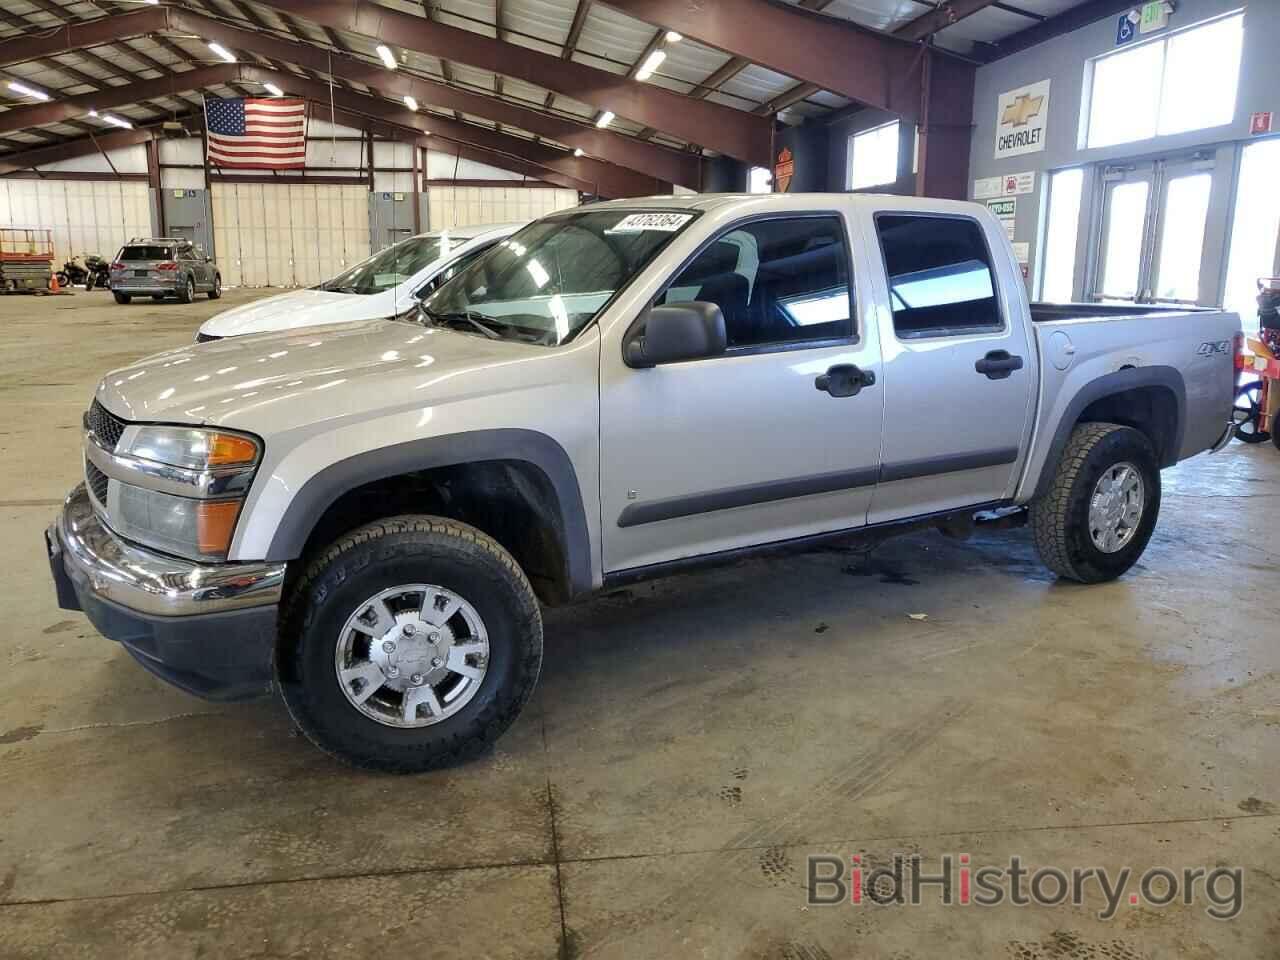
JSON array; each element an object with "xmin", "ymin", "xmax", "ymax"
[{"xmin": 1196, "ymin": 341, "xmax": 1229, "ymax": 356}]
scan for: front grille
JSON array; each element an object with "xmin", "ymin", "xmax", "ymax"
[
  {"xmin": 87, "ymin": 399, "xmax": 126, "ymax": 450},
  {"xmin": 195, "ymin": 332, "xmax": 221, "ymax": 343},
  {"xmin": 86, "ymin": 461, "xmax": 110, "ymax": 505}
]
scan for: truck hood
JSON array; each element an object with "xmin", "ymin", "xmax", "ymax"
[
  {"xmin": 198, "ymin": 288, "xmax": 399, "ymax": 337},
  {"xmin": 95, "ymin": 319, "xmax": 542, "ymax": 429}
]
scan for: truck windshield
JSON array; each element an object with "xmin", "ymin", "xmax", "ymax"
[
  {"xmin": 317, "ymin": 233, "xmax": 474, "ymax": 295},
  {"xmin": 419, "ymin": 209, "xmax": 699, "ymax": 345}
]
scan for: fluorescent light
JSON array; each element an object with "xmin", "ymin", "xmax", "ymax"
[
  {"xmin": 263, "ymin": 82, "xmax": 284, "ymax": 97},
  {"xmin": 101, "ymin": 113, "xmax": 133, "ymax": 129},
  {"xmin": 376, "ymin": 44, "xmax": 398, "ymax": 69},
  {"xmin": 635, "ymin": 49, "xmax": 665, "ymax": 81},
  {"xmin": 665, "ymin": 31, "xmax": 682, "ymax": 42},
  {"xmin": 6, "ymin": 80, "xmax": 50, "ymax": 101},
  {"xmin": 207, "ymin": 42, "xmax": 236, "ymax": 63},
  {"xmin": 573, "ymin": 148, "xmax": 583, "ymax": 157},
  {"xmin": 403, "ymin": 95, "xmax": 418, "ymax": 111},
  {"xmin": 595, "ymin": 110, "xmax": 614, "ymax": 128}
]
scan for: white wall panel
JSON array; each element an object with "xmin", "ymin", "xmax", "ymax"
[
  {"xmin": 426, "ymin": 185, "xmax": 577, "ymax": 230},
  {"xmin": 210, "ymin": 181, "xmax": 371, "ymax": 288},
  {"xmin": 0, "ymin": 179, "xmax": 150, "ymax": 265}
]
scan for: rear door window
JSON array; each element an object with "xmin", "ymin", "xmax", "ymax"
[{"xmin": 874, "ymin": 214, "xmax": 1003, "ymax": 339}]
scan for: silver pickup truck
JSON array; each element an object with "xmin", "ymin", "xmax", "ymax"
[{"xmin": 47, "ymin": 194, "xmax": 1239, "ymax": 771}]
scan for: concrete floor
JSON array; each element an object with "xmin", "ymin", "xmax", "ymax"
[{"xmin": 1, "ymin": 286, "xmax": 1278, "ymax": 959}]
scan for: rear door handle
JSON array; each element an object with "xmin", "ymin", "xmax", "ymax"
[
  {"xmin": 975, "ymin": 350, "xmax": 1023, "ymax": 380},
  {"xmin": 815, "ymin": 364, "xmax": 875, "ymax": 398}
]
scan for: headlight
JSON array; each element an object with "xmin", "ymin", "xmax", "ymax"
[{"xmin": 101, "ymin": 425, "xmax": 262, "ymax": 561}]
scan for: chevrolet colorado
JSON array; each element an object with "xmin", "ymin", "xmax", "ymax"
[{"xmin": 47, "ymin": 194, "xmax": 1239, "ymax": 771}]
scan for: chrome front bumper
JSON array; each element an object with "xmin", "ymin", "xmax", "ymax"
[{"xmin": 50, "ymin": 483, "xmax": 285, "ymax": 618}]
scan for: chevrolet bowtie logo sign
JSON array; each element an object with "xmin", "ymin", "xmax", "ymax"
[
  {"xmin": 994, "ymin": 79, "xmax": 1050, "ymax": 159},
  {"xmin": 1001, "ymin": 94, "xmax": 1044, "ymax": 127}
]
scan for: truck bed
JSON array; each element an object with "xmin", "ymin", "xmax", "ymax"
[{"xmin": 1030, "ymin": 302, "xmax": 1213, "ymax": 323}]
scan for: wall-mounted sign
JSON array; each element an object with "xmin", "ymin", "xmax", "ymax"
[
  {"xmin": 1116, "ymin": 12, "xmax": 1137, "ymax": 45},
  {"xmin": 1139, "ymin": 0, "xmax": 1171, "ymax": 34},
  {"xmin": 977, "ymin": 171, "xmax": 1036, "ymax": 199},
  {"xmin": 1011, "ymin": 242, "xmax": 1031, "ymax": 281},
  {"xmin": 1250, "ymin": 112, "xmax": 1273, "ymax": 136},
  {"xmin": 172, "ymin": 189, "xmax": 184, "ymax": 198},
  {"xmin": 774, "ymin": 147, "xmax": 794, "ymax": 193},
  {"xmin": 994, "ymin": 79, "xmax": 1050, "ymax": 159},
  {"xmin": 986, "ymin": 198, "xmax": 1017, "ymax": 241}
]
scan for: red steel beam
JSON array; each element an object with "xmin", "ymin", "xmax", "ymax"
[
  {"xmin": 240, "ymin": 67, "xmax": 665, "ymax": 198},
  {"xmin": 253, "ymin": 0, "xmax": 770, "ymax": 164},
  {"xmin": 0, "ymin": 127, "xmax": 155, "ymax": 175},
  {"xmin": 599, "ymin": 0, "xmax": 924, "ymax": 119},
  {"xmin": 0, "ymin": 7, "xmax": 166, "ymax": 68},
  {"xmin": 894, "ymin": 0, "xmax": 1002, "ymax": 42},
  {"xmin": 163, "ymin": 9, "xmax": 699, "ymax": 186},
  {"xmin": 0, "ymin": 64, "xmax": 243, "ymax": 135}
]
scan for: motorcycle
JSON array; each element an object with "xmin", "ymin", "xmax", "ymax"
[
  {"xmin": 54, "ymin": 257, "xmax": 88, "ymax": 289},
  {"xmin": 83, "ymin": 254, "xmax": 110, "ymax": 290}
]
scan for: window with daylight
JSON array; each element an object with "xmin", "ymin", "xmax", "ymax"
[
  {"xmin": 848, "ymin": 121, "xmax": 899, "ymax": 190},
  {"xmin": 1040, "ymin": 168, "xmax": 1084, "ymax": 302},
  {"xmin": 748, "ymin": 166, "xmax": 774, "ymax": 193},
  {"xmin": 1085, "ymin": 12, "xmax": 1244, "ymax": 149}
]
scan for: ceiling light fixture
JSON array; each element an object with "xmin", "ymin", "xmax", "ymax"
[
  {"xmin": 376, "ymin": 44, "xmax": 398, "ymax": 69},
  {"xmin": 666, "ymin": 31, "xmax": 682, "ymax": 42},
  {"xmin": 404, "ymin": 95, "xmax": 418, "ymax": 111},
  {"xmin": 207, "ymin": 42, "xmax": 236, "ymax": 63},
  {"xmin": 6, "ymin": 80, "xmax": 50, "ymax": 101},
  {"xmin": 101, "ymin": 113, "xmax": 133, "ymax": 129},
  {"xmin": 263, "ymin": 82, "xmax": 284, "ymax": 97},
  {"xmin": 635, "ymin": 49, "xmax": 665, "ymax": 81},
  {"xmin": 595, "ymin": 110, "xmax": 614, "ymax": 128},
  {"xmin": 573, "ymin": 147, "xmax": 583, "ymax": 157}
]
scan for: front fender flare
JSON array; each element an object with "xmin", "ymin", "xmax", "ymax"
[{"xmin": 264, "ymin": 428, "xmax": 592, "ymax": 597}]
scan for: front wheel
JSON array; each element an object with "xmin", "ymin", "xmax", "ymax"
[
  {"xmin": 55, "ymin": 271, "xmax": 69, "ymax": 288},
  {"xmin": 1030, "ymin": 422, "xmax": 1161, "ymax": 583},
  {"xmin": 278, "ymin": 516, "xmax": 543, "ymax": 773},
  {"xmin": 112, "ymin": 291, "xmax": 131, "ymax": 304}
]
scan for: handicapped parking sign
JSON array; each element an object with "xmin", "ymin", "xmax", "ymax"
[{"xmin": 1116, "ymin": 13, "xmax": 1136, "ymax": 45}]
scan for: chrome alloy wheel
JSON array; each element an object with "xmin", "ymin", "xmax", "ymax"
[
  {"xmin": 335, "ymin": 584, "xmax": 489, "ymax": 728},
  {"xmin": 1088, "ymin": 462, "xmax": 1145, "ymax": 554}
]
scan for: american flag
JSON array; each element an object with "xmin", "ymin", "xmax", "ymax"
[{"xmin": 204, "ymin": 97, "xmax": 308, "ymax": 169}]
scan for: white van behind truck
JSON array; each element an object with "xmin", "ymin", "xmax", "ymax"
[{"xmin": 196, "ymin": 222, "xmax": 525, "ymax": 340}]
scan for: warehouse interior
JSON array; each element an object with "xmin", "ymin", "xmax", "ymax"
[{"xmin": 2, "ymin": 0, "xmax": 1279, "ymax": 957}]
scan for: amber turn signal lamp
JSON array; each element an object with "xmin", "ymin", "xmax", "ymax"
[{"xmin": 196, "ymin": 500, "xmax": 243, "ymax": 555}]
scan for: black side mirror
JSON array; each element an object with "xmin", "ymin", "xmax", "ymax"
[{"xmin": 625, "ymin": 302, "xmax": 727, "ymax": 368}]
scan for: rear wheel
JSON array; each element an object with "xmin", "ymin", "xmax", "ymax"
[
  {"xmin": 177, "ymin": 275, "xmax": 195, "ymax": 304},
  {"xmin": 278, "ymin": 516, "xmax": 543, "ymax": 773},
  {"xmin": 208, "ymin": 274, "xmax": 222, "ymax": 299},
  {"xmin": 112, "ymin": 291, "xmax": 131, "ymax": 304},
  {"xmin": 1031, "ymin": 422, "xmax": 1160, "ymax": 583},
  {"xmin": 1233, "ymin": 381, "xmax": 1270, "ymax": 443}
]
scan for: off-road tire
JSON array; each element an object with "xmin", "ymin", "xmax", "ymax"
[
  {"xmin": 277, "ymin": 515, "xmax": 543, "ymax": 773},
  {"xmin": 1030, "ymin": 422, "xmax": 1160, "ymax": 584},
  {"xmin": 112, "ymin": 291, "xmax": 131, "ymax": 304},
  {"xmin": 208, "ymin": 274, "xmax": 222, "ymax": 299},
  {"xmin": 177, "ymin": 275, "xmax": 195, "ymax": 304}
]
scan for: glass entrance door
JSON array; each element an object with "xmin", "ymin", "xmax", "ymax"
[{"xmin": 1091, "ymin": 156, "xmax": 1219, "ymax": 305}]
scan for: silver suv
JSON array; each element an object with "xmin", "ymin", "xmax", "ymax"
[{"xmin": 109, "ymin": 238, "xmax": 222, "ymax": 305}]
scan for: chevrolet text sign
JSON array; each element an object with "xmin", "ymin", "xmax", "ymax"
[{"xmin": 994, "ymin": 79, "xmax": 1050, "ymax": 159}]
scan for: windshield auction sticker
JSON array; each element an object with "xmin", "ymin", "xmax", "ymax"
[{"xmin": 608, "ymin": 212, "xmax": 694, "ymax": 233}]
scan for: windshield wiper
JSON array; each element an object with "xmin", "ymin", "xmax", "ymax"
[
  {"xmin": 422, "ymin": 307, "xmax": 502, "ymax": 340},
  {"xmin": 334, "ymin": 285, "xmax": 361, "ymax": 295}
]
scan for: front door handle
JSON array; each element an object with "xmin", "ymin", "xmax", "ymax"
[
  {"xmin": 815, "ymin": 363, "xmax": 875, "ymax": 398},
  {"xmin": 975, "ymin": 350, "xmax": 1024, "ymax": 380}
]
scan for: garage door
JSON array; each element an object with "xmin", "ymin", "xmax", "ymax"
[
  {"xmin": 0, "ymin": 179, "xmax": 151, "ymax": 267},
  {"xmin": 211, "ymin": 181, "xmax": 371, "ymax": 288},
  {"xmin": 427, "ymin": 186, "xmax": 578, "ymax": 231}
]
